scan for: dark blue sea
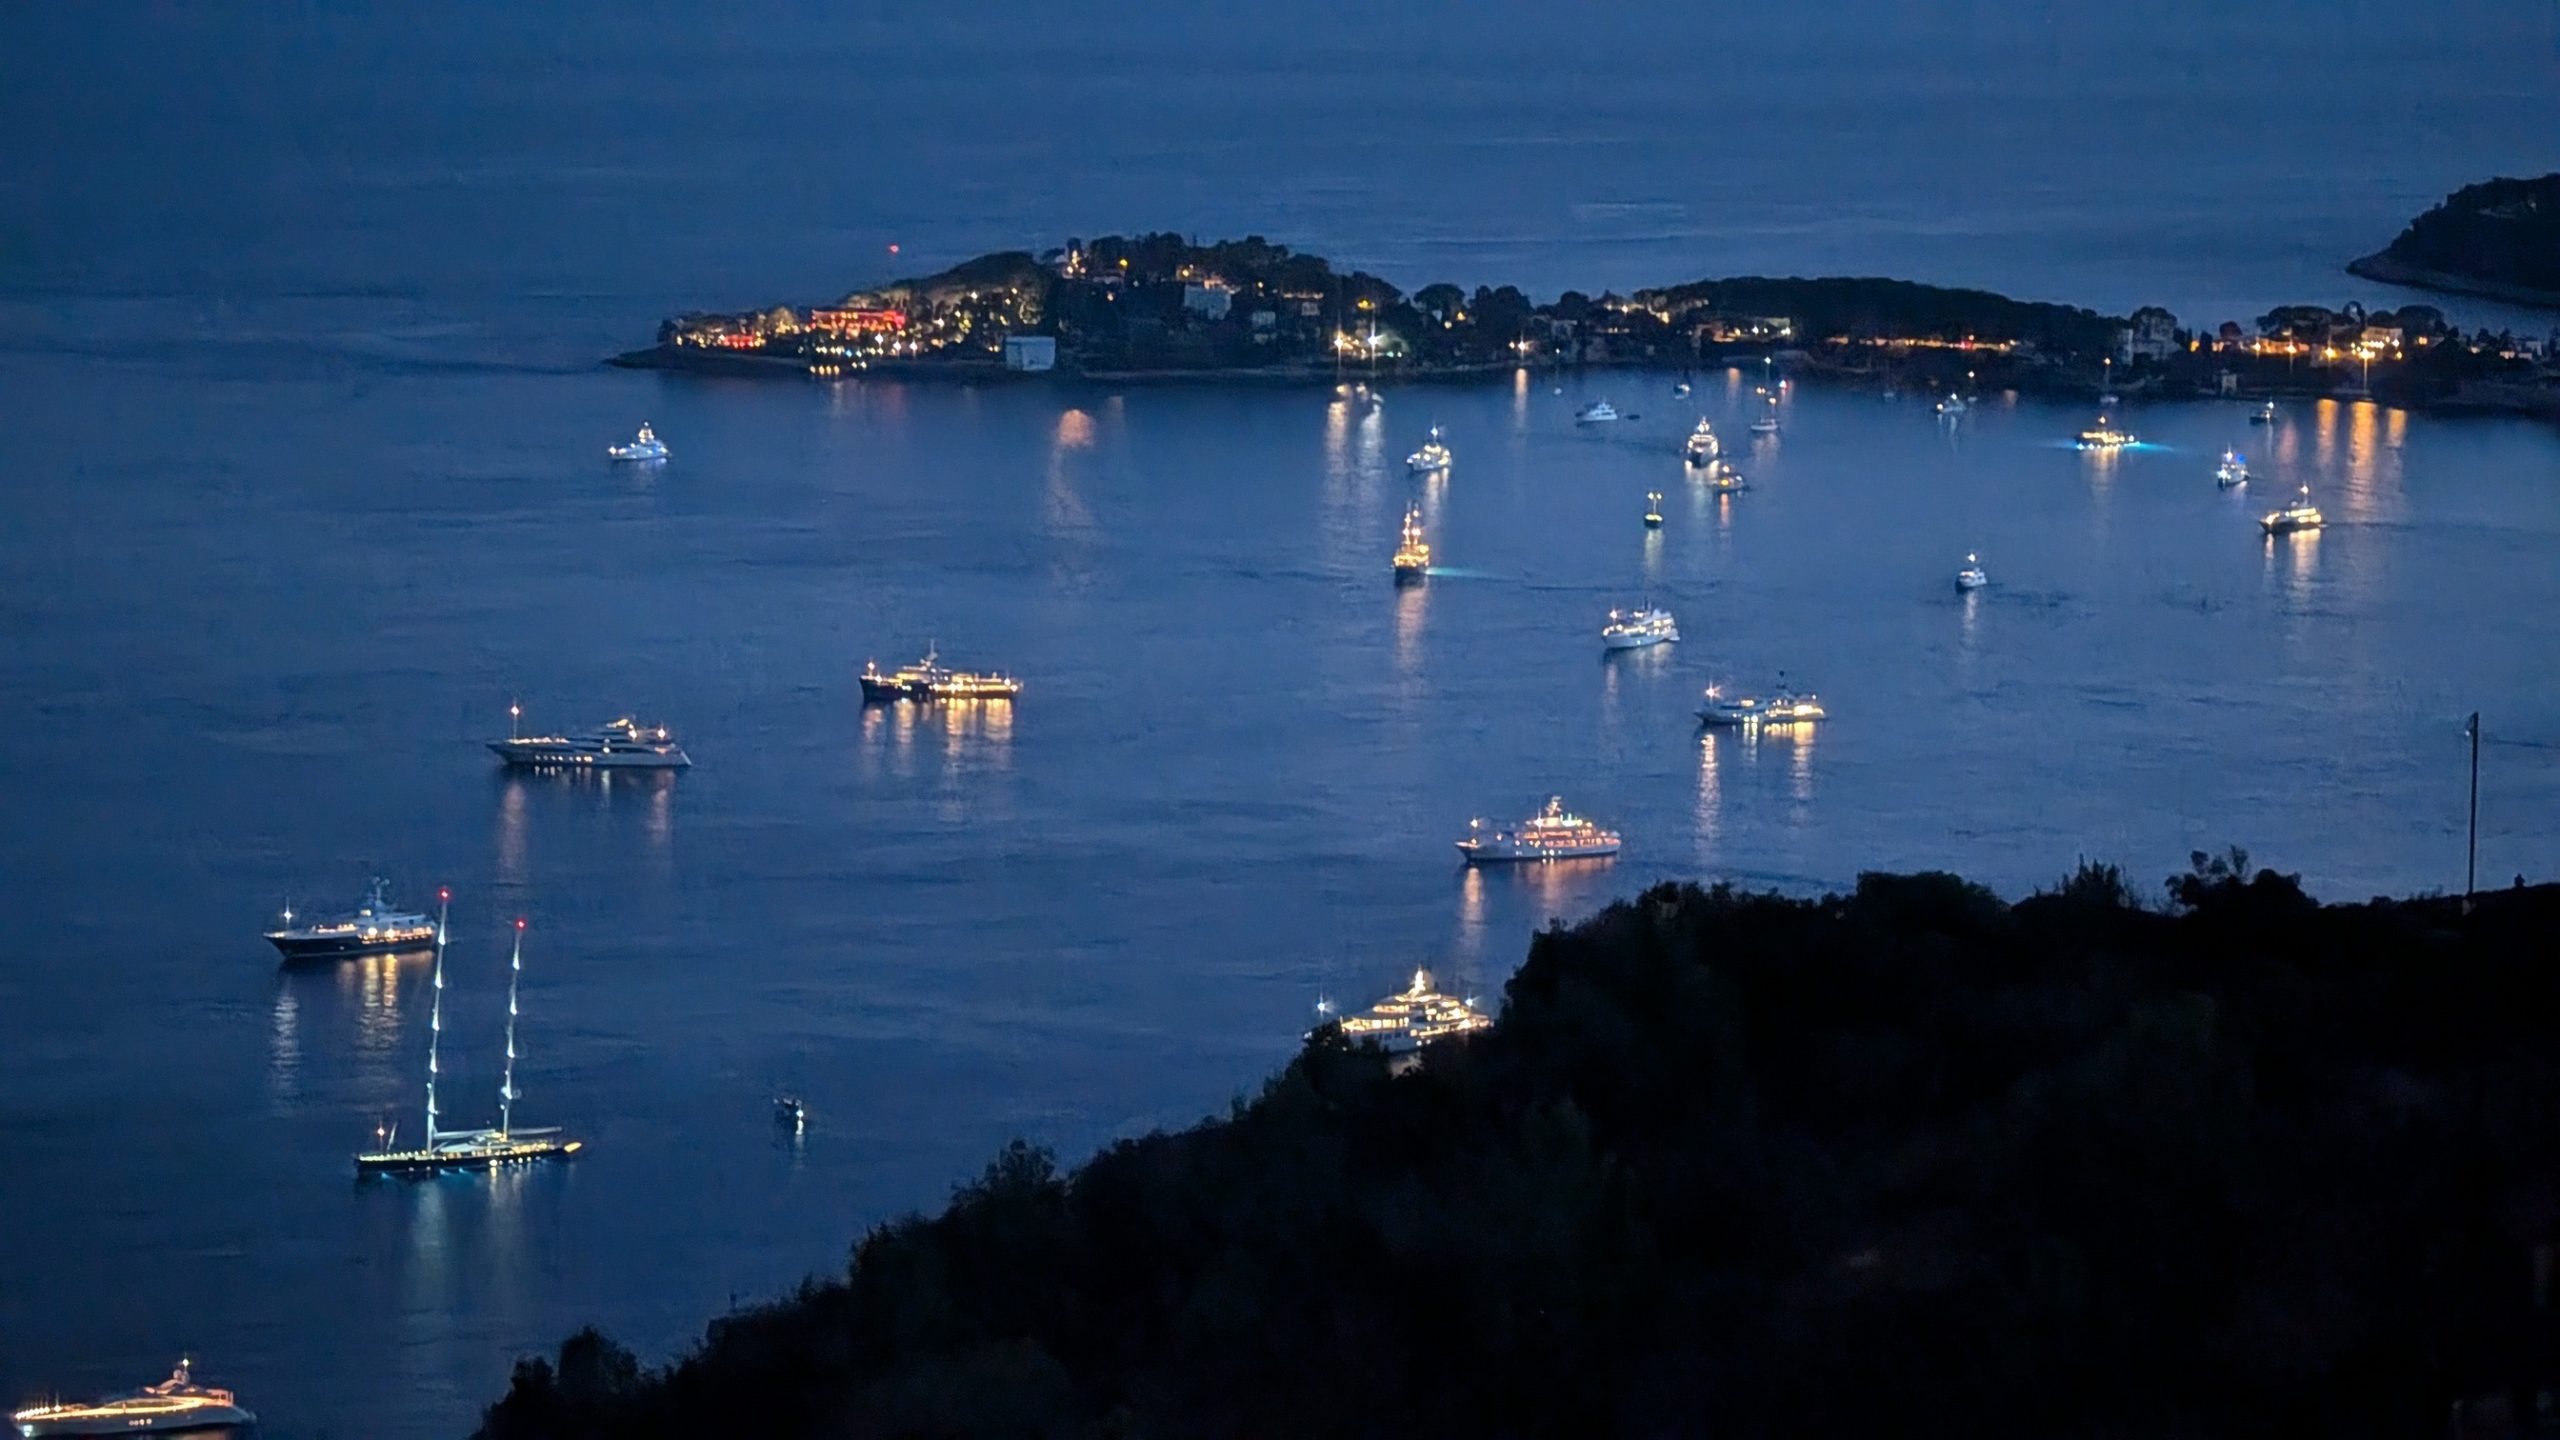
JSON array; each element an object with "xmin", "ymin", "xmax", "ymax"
[{"xmin": 2, "ymin": 5, "xmax": 2556, "ymax": 1435}]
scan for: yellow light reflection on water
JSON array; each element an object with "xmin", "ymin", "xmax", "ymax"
[
  {"xmin": 1695, "ymin": 730, "xmax": 1723, "ymax": 865},
  {"xmin": 1393, "ymin": 578, "xmax": 1428, "ymax": 679}
]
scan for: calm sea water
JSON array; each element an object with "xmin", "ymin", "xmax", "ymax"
[{"xmin": 3, "ymin": 6, "xmax": 2557, "ymax": 1437}]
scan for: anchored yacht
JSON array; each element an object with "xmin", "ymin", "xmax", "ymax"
[
  {"xmin": 1392, "ymin": 505, "xmax": 1431, "ymax": 583},
  {"xmin": 264, "ymin": 877, "xmax": 435, "ymax": 961},
  {"xmin": 2261, "ymin": 485, "xmax": 2325, "ymax": 535},
  {"xmin": 1574, "ymin": 400, "xmax": 1619, "ymax": 424},
  {"xmin": 1698, "ymin": 681, "xmax": 1826, "ymax": 727},
  {"xmin": 1643, "ymin": 492, "xmax": 1664, "ymax": 528},
  {"xmin": 356, "ymin": 908, "xmax": 582, "ymax": 1177},
  {"xmin": 2216, "ymin": 448, "xmax": 2249, "ymax": 488},
  {"xmin": 1748, "ymin": 395, "xmax": 1780, "ymax": 435},
  {"xmin": 607, "ymin": 423, "xmax": 668, "ymax": 463},
  {"xmin": 2076, "ymin": 416, "xmax": 2137, "ymax": 450},
  {"xmin": 1602, "ymin": 606, "xmax": 1679, "ymax": 651},
  {"xmin": 1458, "ymin": 798, "xmax": 1621, "ymax": 863},
  {"xmin": 1702, "ymin": 461, "xmax": 1749, "ymax": 492},
  {"xmin": 1322, "ymin": 968, "xmax": 1492, "ymax": 1053},
  {"xmin": 2250, "ymin": 400, "xmax": 2277, "ymax": 425},
  {"xmin": 1405, "ymin": 426, "xmax": 1453, "ymax": 474},
  {"xmin": 1684, "ymin": 418, "xmax": 1720, "ymax": 465},
  {"xmin": 1955, "ymin": 553, "xmax": 1988, "ymax": 592},
  {"xmin": 489, "ymin": 713, "xmax": 691, "ymax": 770},
  {"xmin": 12, "ymin": 1359, "xmax": 254, "ymax": 1437},
  {"xmin": 859, "ymin": 645, "xmax": 1024, "ymax": 702}
]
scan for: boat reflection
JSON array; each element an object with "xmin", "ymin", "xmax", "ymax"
[
  {"xmin": 1696, "ymin": 729, "xmax": 1724, "ymax": 864},
  {"xmin": 271, "ymin": 945, "xmax": 432, "ymax": 1109},
  {"xmin": 1393, "ymin": 577, "xmax": 1428, "ymax": 679}
]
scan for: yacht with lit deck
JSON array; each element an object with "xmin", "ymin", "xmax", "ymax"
[
  {"xmin": 489, "ymin": 712, "xmax": 691, "ymax": 770},
  {"xmin": 2260, "ymin": 485, "xmax": 2324, "ymax": 535},
  {"xmin": 12, "ymin": 1359, "xmax": 253, "ymax": 1437},
  {"xmin": 1601, "ymin": 606, "xmax": 1678, "ymax": 651},
  {"xmin": 607, "ymin": 422, "xmax": 668, "ymax": 463},
  {"xmin": 1405, "ymin": 426, "xmax": 1452, "ymax": 474},
  {"xmin": 1319, "ymin": 968, "xmax": 1491, "ymax": 1054},
  {"xmin": 1698, "ymin": 681, "xmax": 1826, "ymax": 728},
  {"xmin": 1643, "ymin": 492, "xmax": 1664, "ymax": 528},
  {"xmin": 2076, "ymin": 416, "xmax": 2137, "ymax": 450},
  {"xmin": 1749, "ymin": 395, "xmax": 1781, "ymax": 434},
  {"xmin": 1955, "ymin": 553, "xmax": 1988, "ymax": 592},
  {"xmin": 264, "ymin": 876, "xmax": 435, "ymax": 961},
  {"xmin": 355, "ymin": 906, "xmax": 583, "ymax": 1177},
  {"xmin": 1574, "ymin": 399, "xmax": 1619, "ymax": 424},
  {"xmin": 859, "ymin": 645, "xmax": 1024, "ymax": 702},
  {"xmin": 1457, "ymin": 797, "xmax": 1622, "ymax": 863},
  {"xmin": 1684, "ymin": 418, "xmax": 1720, "ymax": 465},
  {"xmin": 1391, "ymin": 506, "xmax": 1431, "ymax": 583},
  {"xmin": 2216, "ymin": 448, "xmax": 2249, "ymax": 488}
]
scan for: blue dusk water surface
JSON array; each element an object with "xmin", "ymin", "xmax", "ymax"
[{"xmin": 2, "ymin": 5, "xmax": 2558, "ymax": 1437}]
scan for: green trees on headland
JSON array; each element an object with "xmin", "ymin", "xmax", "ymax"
[{"xmin": 480, "ymin": 861, "xmax": 2560, "ymax": 1438}]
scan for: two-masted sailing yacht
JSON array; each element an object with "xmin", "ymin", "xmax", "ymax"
[
  {"xmin": 355, "ymin": 895, "xmax": 581, "ymax": 1177},
  {"xmin": 1392, "ymin": 505, "xmax": 1431, "ymax": 583}
]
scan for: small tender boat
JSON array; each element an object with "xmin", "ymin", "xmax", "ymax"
[
  {"xmin": 1574, "ymin": 400, "xmax": 1619, "ymax": 424},
  {"xmin": 1643, "ymin": 492, "xmax": 1664, "ymax": 528},
  {"xmin": 1748, "ymin": 395, "xmax": 1780, "ymax": 435},
  {"xmin": 2260, "ymin": 484, "xmax": 2324, "ymax": 535},
  {"xmin": 1935, "ymin": 393, "xmax": 1969, "ymax": 418},
  {"xmin": 2216, "ymin": 448, "xmax": 2249, "ymax": 488},
  {"xmin": 2250, "ymin": 400, "xmax": 2277, "ymax": 425},
  {"xmin": 608, "ymin": 423, "xmax": 668, "ymax": 463},
  {"xmin": 1955, "ymin": 553, "xmax": 1988, "ymax": 592},
  {"xmin": 775, "ymin": 1095, "xmax": 807, "ymax": 1131}
]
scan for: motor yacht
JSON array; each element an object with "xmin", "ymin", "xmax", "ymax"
[
  {"xmin": 2216, "ymin": 448, "xmax": 2249, "ymax": 488},
  {"xmin": 1684, "ymin": 418, "xmax": 1719, "ymax": 465},
  {"xmin": 12, "ymin": 1359, "xmax": 254, "ymax": 1437},
  {"xmin": 607, "ymin": 423, "xmax": 668, "ymax": 463},
  {"xmin": 1574, "ymin": 400, "xmax": 1619, "ymax": 424},
  {"xmin": 1601, "ymin": 606, "xmax": 1678, "ymax": 651},
  {"xmin": 2260, "ymin": 485, "xmax": 2325, "ymax": 535},
  {"xmin": 489, "ymin": 714, "xmax": 691, "ymax": 770},
  {"xmin": 1698, "ymin": 681, "xmax": 1826, "ymax": 727},
  {"xmin": 2250, "ymin": 400, "xmax": 2277, "ymax": 425},
  {"xmin": 264, "ymin": 876, "xmax": 436, "ymax": 961},
  {"xmin": 1456, "ymin": 798, "xmax": 1622, "ymax": 863},
  {"xmin": 859, "ymin": 645, "xmax": 1024, "ymax": 702},
  {"xmin": 1955, "ymin": 553, "xmax": 1988, "ymax": 592},
  {"xmin": 1405, "ymin": 426, "xmax": 1453, "ymax": 474},
  {"xmin": 1321, "ymin": 968, "xmax": 1491, "ymax": 1053},
  {"xmin": 2076, "ymin": 417, "xmax": 2137, "ymax": 450},
  {"xmin": 1748, "ymin": 395, "xmax": 1780, "ymax": 435}
]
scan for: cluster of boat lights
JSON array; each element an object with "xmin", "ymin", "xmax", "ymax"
[{"xmin": 11, "ymin": 1359, "xmax": 251, "ymax": 1436}]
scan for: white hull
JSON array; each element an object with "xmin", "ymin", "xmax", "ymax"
[
  {"xmin": 1602, "ymin": 631, "xmax": 1676, "ymax": 651},
  {"xmin": 488, "ymin": 744, "xmax": 691, "ymax": 769},
  {"xmin": 1458, "ymin": 840, "xmax": 1622, "ymax": 863}
]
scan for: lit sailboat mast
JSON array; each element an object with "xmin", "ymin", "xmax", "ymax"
[
  {"xmin": 426, "ymin": 887, "xmax": 449, "ymax": 1147},
  {"xmin": 499, "ymin": 918, "xmax": 525, "ymax": 1137}
]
